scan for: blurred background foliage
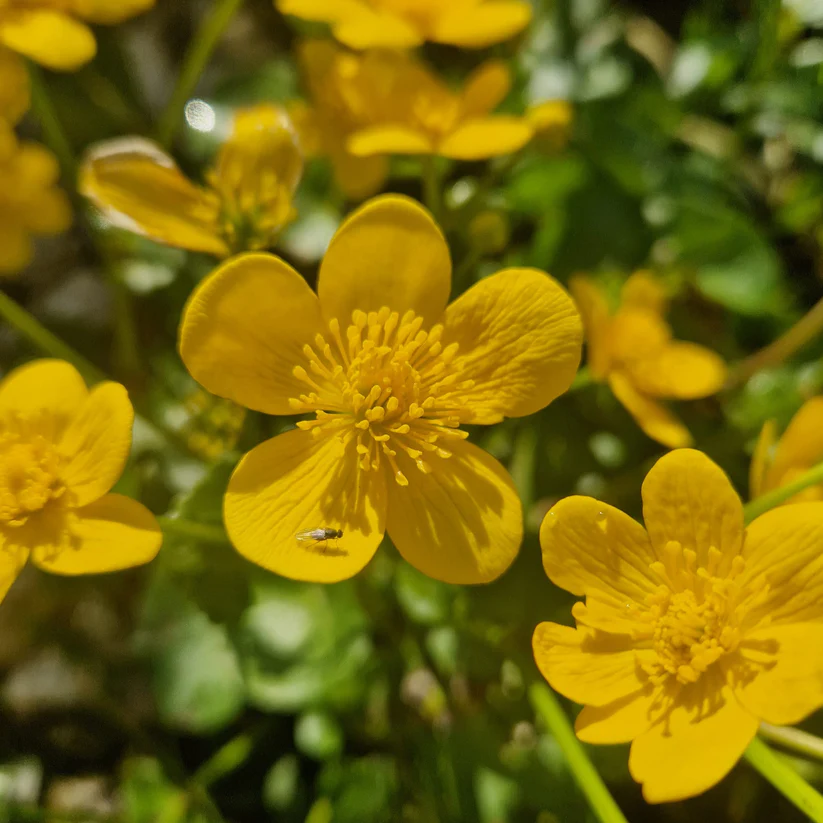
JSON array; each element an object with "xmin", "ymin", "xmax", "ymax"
[{"xmin": 3, "ymin": 0, "xmax": 823, "ymax": 820}]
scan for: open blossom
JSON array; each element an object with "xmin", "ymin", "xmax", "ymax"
[
  {"xmin": 0, "ymin": 120, "xmax": 72, "ymax": 275},
  {"xmin": 276, "ymin": 0, "xmax": 532, "ymax": 50},
  {"xmin": 179, "ymin": 194, "xmax": 582, "ymax": 584},
  {"xmin": 290, "ymin": 39, "xmax": 389, "ymax": 200},
  {"xmin": 534, "ymin": 449, "xmax": 823, "ymax": 802},
  {"xmin": 750, "ymin": 396, "xmax": 823, "ymax": 501},
  {"xmin": 0, "ymin": 0, "xmax": 155, "ymax": 71},
  {"xmin": 0, "ymin": 360, "xmax": 162, "ymax": 603},
  {"xmin": 80, "ymin": 105, "xmax": 302, "ymax": 257},
  {"xmin": 571, "ymin": 271, "xmax": 726, "ymax": 448}
]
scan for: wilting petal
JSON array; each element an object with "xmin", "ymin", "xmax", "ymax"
[
  {"xmin": 79, "ymin": 138, "xmax": 227, "ymax": 256},
  {"xmin": 442, "ymin": 268, "xmax": 582, "ymax": 424},
  {"xmin": 432, "ymin": 1, "xmax": 532, "ymax": 47},
  {"xmin": 460, "ymin": 60, "xmax": 512, "ymax": 117},
  {"xmin": 317, "ymin": 194, "xmax": 451, "ymax": 326},
  {"xmin": 627, "ymin": 342, "xmax": 727, "ymax": 400},
  {"xmin": 438, "ymin": 117, "xmax": 533, "ymax": 160},
  {"xmin": 730, "ymin": 623, "xmax": 823, "ymax": 725},
  {"xmin": 59, "ymin": 382, "xmax": 134, "ymax": 507},
  {"xmin": 629, "ymin": 680, "xmax": 758, "ymax": 803},
  {"xmin": 348, "ymin": 126, "xmax": 434, "ymax": 157},
  {"xmin": 539, "ymin": 496, "xmax": 657, "ymax": 603},
  {"xmin": 533, "ymin": 622, "xmax": 654, "ymax": 707},
  {"xmin": 609, "ymin": 372, "xmax": 693, "ymax": 448},
  {"xmin": 179, "ymin": 253, "xmax": 326, "ymax": 416},
  {"xmin": 0, "ymin": 9, "xmax": 96, "ymax": 71},
  {"xmin": 642, "ymin": 448, "xmax": 744, "ymax": 574},
  {"xmin": 386, "ymin": 439, "xmax": 521, "ymax": 584},
  {"xmin": 31, "ymin": 494, "xmax": 161, "ymax": 574},
  {"xmin": 224, "ymin": 428, "xmax": 387, "ymax": 583},
  {"xmin": 739, "ymin": 502, "xmax": 823, "ymax": 627},
  {"xmin": 0, "ymin": 360, "xmax": 87, "ymax": 431},
  {"xmin": 569, "ymin": 275, "xmax": 612, "ymax": 380}
]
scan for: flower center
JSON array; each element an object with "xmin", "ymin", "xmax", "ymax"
[
  {"xmin": 0, "ymin": 423, "xmax": 65, "ymax": 527},
  {"xmin": 635, "ymin": 540, "xmax": 751, "ymax": 686},
  {"xmin": 290, "ymin": 307, "xmax": 474, "ymax": 485}
]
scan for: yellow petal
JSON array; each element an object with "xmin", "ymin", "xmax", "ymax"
[
  {"xmin": 333, "ymin": 8, "xmax": 422, "ymax": 49},
  {"xmin": 432, "ymin": 1, "xmax": 532, "ymax": 47},
  {"xmin": 620, "ymin": 270, "xmax": 667, "ymax": 314},
  {"xmin": 627, "ymin": 342, "xmax": 727, "ymax": 399},
  {"xmin": 66, "ymin": 0, "xmax": 156, "ymax": 24},
  {"xmin": 641, "ymin": 448, "xmax": 744, "ymax": 574},
  {"xmin": 276, "ymin": 0, "xmax": 365, "ymax": 22},
  {"xmin": 629, "ymin": 681, "xmax": 758, "ymax": 803},
  {"xmin": 58, "ymin": 382, "xmax": 134, "ymax": 507},
  {"xmin": 329, "ymin": 148, "xmax": 388, "ymax": 200},
  {"xmin": 442, "ymin": 268, "xmax": 582, "ymax": 423},
  {"xmin": 539, "ymin": 496, "xmax": 657, "ymax": 603},
  {"xmin": 438, "ymin": 117, "xmax": 534, "ymax": 160},
  {"xmin": 609, "ymin": 308, "xmax": 670, "ymax": 362},
  {"xmin": 749, "ymin": 418, "xmax": 777, "ymax": 499},
  {"xmin": 386, "ymin": 439, "xmax": 521, "ymax": 584},
  {"xmin": 730, "ymin": 623, "xmax": 823, "ymax": 725},
  {"xmin": 0, "ymin": 538, "xmax": 28, "ymax": 604},
  {"xmin": 347, "ymin": 126, "xmax": 434, "ymax": 157},
  {"xmin": 575, "ymin": 690, "xmax": 659, "ymax": 744},
  {"xmin": 739, "ymin": 502, "xmax": 823, "ymax": 627},
  {"xmin": 79, "ymin": 138, "xmax": 227, "ymax": 256},
  {"xmin": 569, "ymin": 275, "xmax": 612, "ymax": 380},
  {"xmin": 0, "ymin": 222, "xmax": 32, "ymax": 274},
  {"xmin": 766, "ymin": 397, "xmax": 823, "ymax": 492},
  {"xmin": 0, "ymin": 47, "xmax": 29, "ymax": 124},
  {"xmin": 20, "ymin": 187, "xmax": 73, "ymax": 235},
  {"xmin": 317, "ymin": 194, "xmax": 451, "ymax": 326},
  {"xmin": 179, "ymin": 253, "xmax": 325, "ymax": 416},
  {"xmin": 533, "ymin": 622, "xmax": 654, "ymax": 707},
  {"xmin": 0, "ymin": 9, "xmax": 96, "ymax": 71},
  {"xmin": 608, "ymin": 372, "xmax": 693, "ymax": 448},
  {"xmin": 31, "ymin": 494, "xmax": 161, "ymax": 574},
  {"xmin": 0, "ymin": 360, "xmax": 87, "ymax": 429},
  {"xmin": 460, "ymin": 60, "xmax": 512, "ymax": 118},
  {"xmin": 224, "ymin": 428, "xmax": 386, "ymax": 583}
]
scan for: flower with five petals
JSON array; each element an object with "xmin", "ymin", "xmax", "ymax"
[
  {"xmin": 0, "ymin": 360, "xmax": 162, "ymax": 603},
  {"xmin": 534, "ymin": 449, "xmax": 823, "ymax": 802},
  {"xmin": 179, "ymin": 194, "xmax": 582, "ymax": 584}
]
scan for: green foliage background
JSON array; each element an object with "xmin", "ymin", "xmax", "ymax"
[{"xmin": 2, "ymin": 0, "xmax": 823, "ymax": 820}]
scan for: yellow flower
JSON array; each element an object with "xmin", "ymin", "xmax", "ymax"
[
  {"xmin": 0, "ymin": 121, "xmax": 72, "ymax": 275},
  {"xmin": 0, "ymin": 47, "xmax": 29, "ymax": 123},
  {"xmin": 526, "ymin": 99, "xmax": 573, "ymax": 151},
  {"xmin": 291, "ymin": 39, "xmax": 389, "ymax": 200},
  {"xmin": 534, "ymin": 448, "xmax": 823, "ymax": 803},
  {"xmin": 80, "ymin": 104, "xmax": 303, "ymax": 257},
  {"xmin": 344, "ymin": 51, "xmax": 534, "ymax": 161},
  {"xmin": 0, "ymin": 0, "xmax": 155, "ymax": 71},
  {"xmin": 0, "ymin": 359, "xmax": 162, "ymax": 603},
  {"xmin": 276, "ymin": 0, "xmax": 532, "ymax": 50},
  {"xmin": 571, "ymin": 271, "xmax": 726, "ymax": 448},
  {"xmin": 750, "ymin": 396, "xmax": 823, "ymax": 502},
  {"xmin": 179, "ymin": 194, "xmax": 583, "ymax": 584}
]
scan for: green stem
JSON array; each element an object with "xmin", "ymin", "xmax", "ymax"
[
  {"xmin": 743, "ymin": 458, "xmax": 823, "ymax": 523},
  {"xmin": 0, "ymin": 289, "xmax": 105, "ymax": 384},
  {"xmin": 157, "ymin": 516, "xmax": 230, "ymax": 545},
  {"xmin": 193, "ymin": 729, "xmax": 257, "ymax": 788},
  {"xmin": 28, "ymin": 64, "xmax": 77, "ymax": 184},
  {"xmin": 157, "ymin": 0, "xmax": 245, "ymax": 147},
  {"xmin": 760, "ymin": 723, "xmax": 823, "ymax": 763},
  {"xmin": 528, "ymin": 683, "xmax": 629, "ymax": 823},
  {"xmin": 421, "ymin": 155, "xmax": 442, "ymax": 221},
  {"xmin": 745, "ymin": 736, "xmax": 823, "ymax": 822}
]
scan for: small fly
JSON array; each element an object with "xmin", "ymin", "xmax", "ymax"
[{"xmin": 296, "ymin": 527, "xmax": 343, "ymax": 552}]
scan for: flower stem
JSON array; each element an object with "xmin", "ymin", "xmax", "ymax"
[
  {"xmin": 28, "ymin": 64, "xmax": 77, "ymax": 184},
  {"xmin": 528, "ymin": 683, "xmax": 629, "ymax": 823},
  {"xmin": 745, "ymin": 736, "xmax": 823, "ymax": 822},
  {"xmin": 157, "ymin": 0, "xmax": 245, "ymax": 147},
  {"xmin": 731, "ymin": 294, "xmax": 823, "ymax": 387},
  {"xmin": 743, "ymin": 458, "xmax": 823, "ymax": 523},
  {"xmin": 760, "ymin": 723, "xmax": 823, "ymax": 763},
  {"xmin": 421, "ymin": 155, "xmax": 443, "ymax": 221},
  {"xmin": 157, "ymin": 516, "xmax": 230, "ymax": 545}
]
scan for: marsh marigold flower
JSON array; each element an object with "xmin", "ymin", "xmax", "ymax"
[
  {"xmin": 534, "ymin": 448, "xmax": 823, "ymax": 802},
  {"xmin": 277, "ymin": 0, "xmax": 532, "ymax": 50},
  {"xmin": 179, "ymin": 194, "xmax": 582, "ymax": 584},
  {"xmin": 571, "ymin": 271, "xmax": 726, "ymax": 448},
  {"xmin": 80, "ymin": 104, "xmax": 302, "ymax": 257},
  {"xmin": 0, "ymin": 359, "xmax": 162, "ymax": 603},
  {"xmin": 0, "ymin": 47, "xmax": 29, "ymax": 123},
  {"xmin": 0, "ymin": 121, "xmax": 72, "ymax": 275},
  {"xmin": 0, "ymin": 0, "xmax": 155, "ymax": 71},
  {"xmin": 750, "ymin": 396, "xmax": 823, "ymax": 502}
]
